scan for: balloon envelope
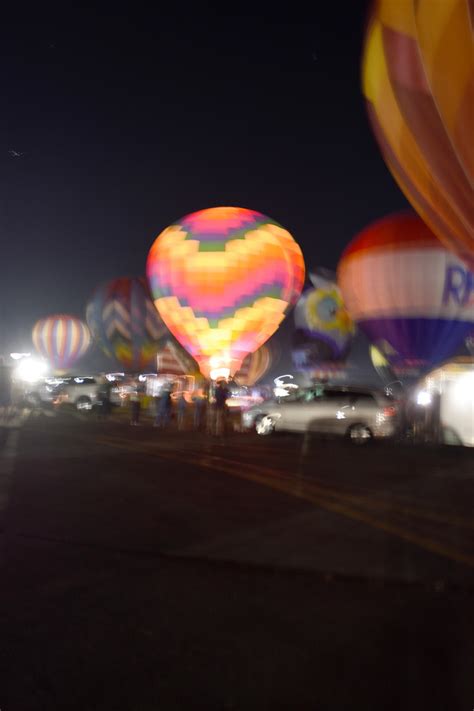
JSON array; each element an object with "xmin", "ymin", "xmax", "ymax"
[
  {"xmin": 292, "ymin": 269, "xmax": 354, "ymax": 372},
  {"xmin": 86, "ymin": 277, "xmax": 168, "ymax": 371},
  {"xmin": 234, "ymin": 345, "xmax": 272, "ymax": 386},
  {"xmin": 362, "ymin": 0, "xmax": 474, "ymax": 267},
  {"xmin": 146, "ymin": 207, "xmax": 305, "ymax": 378},
  {"xmin": 32, "ymin": 314, "xmax": 91, "ymax": 371},
  {"xmin": 156, "ymin": 340, "xmax": 198, "ymax": 376},
  {"xmin": 338, "ymin": 213, "xmax": 474, "ymax": 372}
]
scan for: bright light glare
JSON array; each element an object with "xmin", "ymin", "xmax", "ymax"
[
  {"xmin": 14, "ymin": 357, "xmax": 48, "ymax": 383},
  {"xmin": 10, "ymin": 352, "xmax": 31, "ymax": 360},
  {"xmin": 417, "ymin": 390, "xmax": 432, "ymax": 407},
  {"xmin": 210, "ymin": 367, "xmax": 230, "ymax": 381}
]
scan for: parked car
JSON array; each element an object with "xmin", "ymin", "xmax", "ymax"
[
  {"xmin": 24, "ymin": 377, "xmax": 69, "ymax": 407},
  {"xmin": 241, "ymin": 386, "xmax": 399, "ymax": 443},
  {"xmin": 53, "ymin": 376, "xmax": 101, "ymax": 411}
]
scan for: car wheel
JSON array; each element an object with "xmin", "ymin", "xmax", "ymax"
[
  {"xmin": 76, "ymin": 396, "xmax": 93, "ymax": 411},
  {"xmin": 255, "ymin": 414, "xmax": 275, "ymax": 436},
  {"xmin": 347, "ymin": 423, "xmax": 372, "ymax": 445}
]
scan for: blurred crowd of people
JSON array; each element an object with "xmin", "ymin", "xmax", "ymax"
[{"xmin": 121, "ymin": 377, "xmax": 232, "ymax": 435}]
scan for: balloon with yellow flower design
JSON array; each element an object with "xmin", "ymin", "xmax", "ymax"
[
  {"xmin": 146, "ymin": 207, "xmax": 305, "ymax": 379},
  {"xmin": 292, "ymin": 269, "xmax": 354, "ymax": 374}
]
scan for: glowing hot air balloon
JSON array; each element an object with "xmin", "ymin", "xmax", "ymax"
[
  {"xmin": 362, "ymin": 0, "xmax": 474, "ymax": 267},
  {"xmin": 86, "ymin": 277, "xmax": 169, "ymax": 371},
  {"xmin": 32, "ymin": 314, "xmax": 91, "ymax": 371},
  {"xmin": 234, "ymin": 345, "xmax": 272, "ymax": 387},
  {"xmin": 292, "ymin": 269, "xmax": 354, "ymax": 375},
  {"xmin": 338, "ymin": 213, "xmax": 474, "ymax": 373},
  {"xmin": 146, "ymin": 207, "xmax": 305, "ymax": 378}
]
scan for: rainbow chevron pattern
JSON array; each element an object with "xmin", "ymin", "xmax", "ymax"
[
  {"xmin": 32, "ymin": 314, "xmax": 91, "ymax": 371},
  {"xmin": 146, "ymin": 207, "xmax": 305, "ymax": 377},
  {"xmin": 86, "ymin": 277, "xmax": 169, "ymax": 371}
]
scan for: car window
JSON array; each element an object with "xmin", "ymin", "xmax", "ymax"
[
  {"xmin": 351, "ymin": 393, "xmax": 377, "ymax": 405},
  {"xmin": 282, "ymin": 390, "xmax": 307, "ymax": 403},
  {"xmin": 322, "ymin": 390, "xmax": 348, "ymax": 401},
  {"xmin": 296, "ymin": 388, "xmax": 325, "ymax": 402}
]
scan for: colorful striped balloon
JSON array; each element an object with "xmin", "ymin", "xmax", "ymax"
[
  {"xmin": 86, "ymin": 277, "xmax": 169, "ymax": 371},
  {"xmin": 338, "ymin": 213, "xmax": 474, "ymax": 372},
  {"xmin": 234, "ymin": 345, "xmax": 272, "ymax": 387},
  {"xmin": 32, "ymin": 314, "xmax": 91, "ymax": 371},
  {"xmin": 362, "ymin": 0, "xmax": 474, "ymax": 267},
  {"xmin": 146, "ymin": 207, "xmax": 305, "ymax": 378},
  {"xmin": 156, "ymin": 340, "xmax": 197, "ymax": 376}
]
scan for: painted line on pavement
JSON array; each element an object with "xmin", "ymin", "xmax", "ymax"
[
  {"xmin": 95, "ymin": 433, "xmax": 474, "ymax": 532},
  {"xmin": 93, "ymin": 435, "xmax": 474, "ymax": 569}
]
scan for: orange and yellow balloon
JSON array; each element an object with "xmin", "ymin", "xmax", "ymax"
[
  {"xmin": 146, "ymin": 207, "xmax": 305, "ymax": 378},
  {"xmin": 363, "ymin": 0, "xmax": 474, "ymax": 267}
]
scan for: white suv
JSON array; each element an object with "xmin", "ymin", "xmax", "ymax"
[
  {"xmin": 242, "ymin": 386, "xmax": 399, "ymax": 443},
  {"xmin": 54, "ymin": 377, "xmax": 101, "ymax": 411}
]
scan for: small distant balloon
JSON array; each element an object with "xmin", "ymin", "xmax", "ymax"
[
  {"xmin": 86, "ymin": 276, "xmax": 168, "ymax": 371},
  {"xmin": 234, "ymin": 345, "xmax": 272, "ymax": 387},
  {"xmin": 32, "ymin": 314, "xmax": 91, "ymax": 371},
  {"xmin": 338, "ymin": 213, "xmax": 474, "ymax": 373},
  {"xmin": 146, "ymin": 207, "xmax": 305, "ymax": 378}
]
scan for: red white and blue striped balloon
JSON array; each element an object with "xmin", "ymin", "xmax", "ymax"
[
  {"xmin": 338, "ymin": 213, "xmax": 474, "ymax": 372},
  {"xmin": 32, "ymin": 314, "xmax": 91, "ymax": 371}
]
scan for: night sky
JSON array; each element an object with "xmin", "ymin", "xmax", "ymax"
[{"xmin": 1, "ymin": 5, "xmax": 408, "ymax": 369}]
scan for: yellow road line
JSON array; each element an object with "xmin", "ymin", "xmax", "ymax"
[
  {"xmin": 96, "ymin": 434, "xmax": 474, "ymax": 532},
  {"xmin": 213, "ymin": 441, "xmax": 474, "ymax": 523},
  {"xmin": 193, "ymin": 450, "xmax": 474, "ymax": 546},
  {"xmin": 93, "ymin": 435, "xmax": 474, "ymax": 569}
]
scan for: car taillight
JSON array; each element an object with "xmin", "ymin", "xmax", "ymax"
[{"xmin": 383, "ymin": 406, "xmax": 397, "ymax": 417}]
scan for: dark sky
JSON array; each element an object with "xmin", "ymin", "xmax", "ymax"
[{"xmin": 0, "ymin": 5, "xmax": 408, "ymax": 362}]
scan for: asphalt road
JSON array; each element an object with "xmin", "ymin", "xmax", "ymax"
[{"xmin": 0, "ymin": 409, "xmax": 474, "ymax": 710}]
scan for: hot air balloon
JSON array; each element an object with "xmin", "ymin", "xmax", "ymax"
[
  {"xmin": 338, "ymin": 213, "xmax": 474, "ymax": 373},
  {"xmin": 156, "ymin": 340, "xmax": 198, "ymax": 377},
  {"xmin": 234, "ymin": 345, "xmax": 272, "ymax": 387},
  {"xmin": 292, "ymin": 269, "xmax": 354, "ymax": 376},
  {"xmin": 362, "ymin": 0, "xmax": 474, "ymax": 267},
  {"xmin": 32, "ymin": 314, "xmax": 91, "ymax": 371},
  {"xmin": 86, "ymin": 277, "xmax": 169, "ymax": 371},
  {"xmin": 146, "ymin": 207, "xmax": 305, "ymax": 379}
]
